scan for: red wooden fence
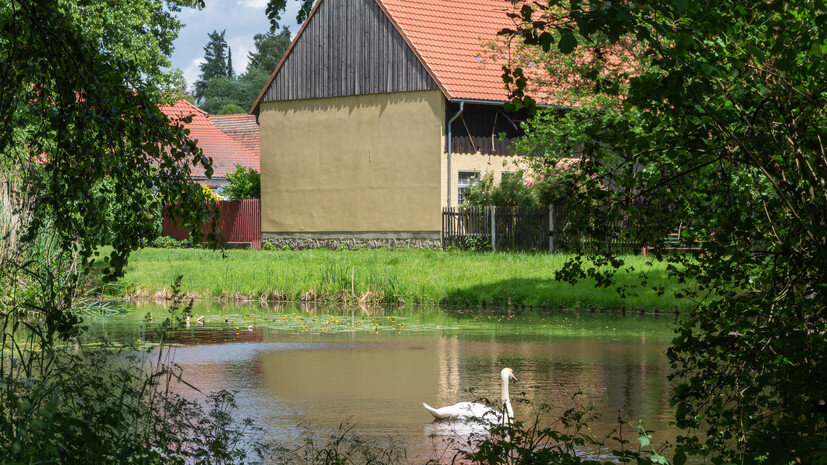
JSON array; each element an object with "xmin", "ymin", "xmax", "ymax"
[{"xmin": 161, "ymin": 199, "xmax": 261, "ymax": 250}]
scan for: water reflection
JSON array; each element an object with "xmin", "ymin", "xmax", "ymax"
[{"xmin": 85, "ymin": 302, "xmax": 678, "ymax": 462}]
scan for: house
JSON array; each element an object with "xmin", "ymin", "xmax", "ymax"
[
  {"xmin": 210, "ymin": 113, "xmax": 261, "ymax": 155},
  {"xmin": 160, "ymin": 100, "xmax": 260, "ymax": 196},
  {"xmin": 250, "ymin": 0, "xmax": 547, "ymax": 249}
]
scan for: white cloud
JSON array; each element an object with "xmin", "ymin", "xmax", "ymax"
[
  {"xmin": 228, "ymin": 36, "xmax": 252, "ymax": 75},
  {"xmin": 239, "ymin": 0, "xmax": 268, "ymax": 9},
  {"xmin": 183, "ymin": 57, "xmax": 206, "ymax": 90}
]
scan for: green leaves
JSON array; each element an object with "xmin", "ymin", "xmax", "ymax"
[
  {"xmin": 501, "ymin": 0, "xmax": 827, "ymax": 463},
  {"xmin": 223, "ymin": 165, "xmax": 261, "ymax": 200},
  {"xmin": 558, "ymin": 30, "xmax": 578, "ymax": 53},
  {"xmin": 0, "ymin": 0, "xmax": 217, "ymax": 284}
]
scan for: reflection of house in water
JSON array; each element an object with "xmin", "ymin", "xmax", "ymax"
[{"xmin": 436, "ymin": 335, "xmax": 461, "ymax": 407}]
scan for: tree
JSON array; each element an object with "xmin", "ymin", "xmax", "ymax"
[
  {"xmin": 463, "ymin": 171, "xmax": 539, "ymax": 207},
  {"xmin": 227, "ymin": 47, "xmax": 234, "ymax": 78},
  {"xmin": 217, "ymin": 104, "xmax": 245, "ymax": 115},
  {"xmin": 0, "ymin": 0, "xmax": 215, "ymax": 288},
  {"xmin": 247, "ymin": 27, "xmax": 292, "ymax": 73},
  {"xmin": 503, "ymin": 1, "xmax": 826, "ymax": 463},
  {"xmin": 198, "ymin": 67, "xmax": 271, "ymax": 114},
  {"xmin": 195, "ymin": 29, "xmax": 231, "ymax": 101},
  {"xmin": 265, "ymin": 0, "xmax": 313, "ymax": 32},
  {"xmin": 222, "ymin": 164, "xmax": 260, "ymax": 200}
]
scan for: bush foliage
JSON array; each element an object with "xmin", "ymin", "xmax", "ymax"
[{"xmin": 223, "ymin": 164, "xmax": 261, "ymax": 200}]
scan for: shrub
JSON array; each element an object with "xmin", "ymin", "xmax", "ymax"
[
  {"xmin": 223, "ymin": 164, "xmax": 261, "ymax": 200},
  {"xmin": 200, "ymin": 183, "xmax": 221, "ymax": 201},
  {"xmin": 465, "ymin": 235, "xmax": 492, "ymax": 252},
  {"xmin": 148, "ymin": 236, "xmax": 196, "ymax": 249},
  {"xmin": 463, "ymin": 170, "xmax": 539, "ymax": 207},
  {"xmin": 216, "ymin": 103, "xmax": 245, "ymax": 115}
]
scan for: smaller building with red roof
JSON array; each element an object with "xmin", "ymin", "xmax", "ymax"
[
  {"xmin": 251, "ymin": 0, "xmax": 546, "ymax": 247},
  {"xmin": 160, "ymin": 100, "xmax": 260, "ymax": 196}
]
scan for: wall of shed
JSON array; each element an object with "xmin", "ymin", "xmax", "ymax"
[{"xmin": 259, "ymin": 90, "xmax": 444, "ymax": 235}]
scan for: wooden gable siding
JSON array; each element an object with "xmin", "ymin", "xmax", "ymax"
[
  {"xmin": 446, "ymin": 102, "xmax": 528, "ymax": 156},
  {"xmin": 261, "ymin": 0, "xmax": 438, "ymax": 102}
]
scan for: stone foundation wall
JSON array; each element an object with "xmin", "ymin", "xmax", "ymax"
[{"xmin": 262, "ymin": 232, "xmax": 441, "ymax": 250}]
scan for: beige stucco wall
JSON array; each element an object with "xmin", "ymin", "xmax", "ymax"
[
  {"xmin": 259, "ymin": 90, "xmax": 445, "ymax": 234},
  {"xmin": 440, "ymin": 151, "xmax": 528, "ymax": 207}
]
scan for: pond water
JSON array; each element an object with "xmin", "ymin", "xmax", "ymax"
[{"xmin": 85, "ymin": 301, "xmax": 679, "ymax": 462}]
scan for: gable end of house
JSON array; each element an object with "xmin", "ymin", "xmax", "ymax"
[{"xmin": 253, "ymin": 0, "xmax": 441, "ymax": 111}]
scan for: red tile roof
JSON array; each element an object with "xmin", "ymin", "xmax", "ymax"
[
  {"xmin": 159, "ymin": 100, "xmax": 259, "ymax": 180},
  {"xmin": 251, "ymin": 0, "xmax": 626, "ymax": 113},
  {"xmin": 210, "ymin": 114, "xmax": 260, "ymax": 155},
  {"xmin": 376, "ymin": 0, "xmax": 521, "ymax": 103}
]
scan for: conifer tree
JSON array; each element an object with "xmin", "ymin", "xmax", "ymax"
[
  {"xmin": 194, "ymin": 29, "xmax": 230, "ymax": 100},
  {"xmin": 227, "ymin": 47, "xmax": 234, "ymax": 78}
]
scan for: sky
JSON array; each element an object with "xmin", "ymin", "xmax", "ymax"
[{"xmin": 170, "ymin": 0, "xmax": 303, "ymax": 91}]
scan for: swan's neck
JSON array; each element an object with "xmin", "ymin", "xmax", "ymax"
[
  {"xmin": 500, "ymin": 377, "xmax": 514, "ymax": 421},
  {"xmin": 500, "ymin": 376, "xmax": 510, "ymax": 403}
]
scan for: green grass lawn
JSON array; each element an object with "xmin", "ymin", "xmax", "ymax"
[{"xmin": 112, "ymin": 248, "xmax": 691, "ymax": 310}]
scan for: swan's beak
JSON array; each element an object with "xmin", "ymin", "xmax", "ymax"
[{"xmin": 510, "ymin": 374, "xmax": 517, "ymax": 382}]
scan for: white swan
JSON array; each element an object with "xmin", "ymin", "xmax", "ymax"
[{"xmin": 423, "ymin": 367, "xmax": 517, "ymax": 424}]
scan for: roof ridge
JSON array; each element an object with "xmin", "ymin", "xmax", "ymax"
[{"xmin": 175, "ymin": 98, "xmax": 209, "ymax": 117}]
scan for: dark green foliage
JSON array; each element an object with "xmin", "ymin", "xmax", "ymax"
[
  {"xmin": 503, "ymin": 1, "xmax": 827, "ymax": 463},
  {"xmin": 464, "ymin": 235, "xmax": 492, "ymax": 252},
  {"xmin": 195, "ymin": 24, "xmax": 287, "ymax": 114},
  {"xmin": 274, "ymin": 419, "xmax": 406, "ymax": 464},
  {"xmin": 247, "ymin": 27, "xmax": 292, "ymax": 73},
  {"xmin": 1, "ymin": 265, "xmax": 266, "ymax": 464},
  {"xmin": 227, "ymin": 46, "xmax": 234, "ymax": 79},
  {"xmin": 198, "ymin": 67, "xmax": 271, "ymax": 115},
  {"xmin": 194, "ymin": 9, "xmax": 291, "ymax": 115},
  {"xmin": 463, "ymin": 170, "xmax": 539, "ymax": 207},
  {"xmin": 266, "ymin": 0, "xmax": 313, "ymax": 31},
  {"xmin": 195, "ymin": 29, "xmax": 232, "ymax": 100},
  {"xmin": 0, "ymin": 0, "xmax": 216, "ymax": 282},
  {"xmin": 432, "ymin": 394, "xmax": 674, "ymax": 465},
  {"xmin": 217, "ymin": 104, "xmax": 246, "ymax": 115},
  {"xmin": 223, "ymin": 164, "xmax": 261, "ymax": 200}
]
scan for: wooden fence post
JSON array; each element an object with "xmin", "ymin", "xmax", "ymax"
[
  {"xmin": 490, "ymin": 206, "xmax": 497, "ymax": 251},
  {"xmin": 548, "ymin": 205, "xmax": 555, "ymax": 253},
  {"xmin": 441, "ymin": 207, "xmax": 446, "ymax": 250}
]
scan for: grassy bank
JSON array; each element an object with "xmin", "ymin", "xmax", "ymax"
[{"xmin": 111, "ymin": 248, "xmax": 690, "ymax": 309}]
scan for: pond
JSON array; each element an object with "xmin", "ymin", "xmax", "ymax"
[{"xmin": 84, "ymin": 301, "xmax": 679, "ymax": 462}]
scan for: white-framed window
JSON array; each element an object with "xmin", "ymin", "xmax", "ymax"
[{"xmin": 457, "ymin": 171, "xmax": 480, "ymax": 205}]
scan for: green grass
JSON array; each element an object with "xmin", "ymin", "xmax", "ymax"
[{"xmin": 113, "ymin": 248, "xmax": 691, "ymax": 310}]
